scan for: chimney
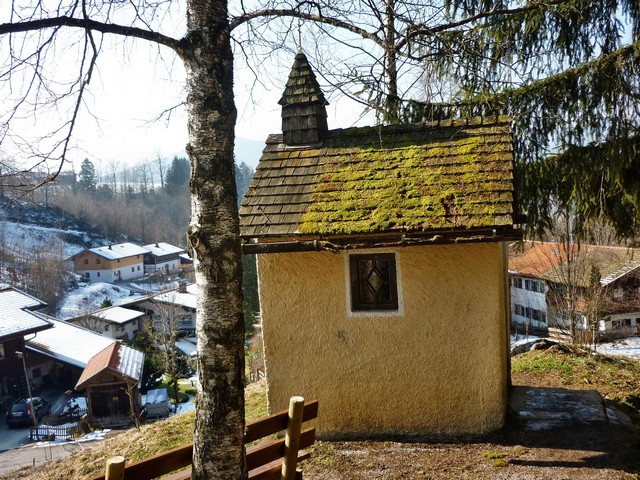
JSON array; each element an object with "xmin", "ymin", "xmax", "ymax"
[
  {"xmin": 178, "ymin": 280, "xmax": 187, "ymax": 294},
  {"xmin": 278, "ymin": 48, "xmax": 329, "ymax": 146}
]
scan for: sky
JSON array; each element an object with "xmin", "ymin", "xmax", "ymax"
[
  {"xmin": 49, "ymin": 32, "xmax": 372, "ymax": 171},
  {"xmin": 0, "ymin": 3, "xmax": 376, "ymax": 172}
]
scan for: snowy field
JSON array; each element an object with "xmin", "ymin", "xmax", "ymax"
[
  {"xmin": 57, "ymin": 279, "xmax": 181, "ymax": 319},
  {"xmin": 511, "ymin": 333, "xmax": 640, "ymax": 359},
  {"xmin": 596, "ymin": 337, "xmax": 640, "ymax": 359},
  {"xmin": 0, "ymin": 220, "xmax": 94, "ymax": 258}
]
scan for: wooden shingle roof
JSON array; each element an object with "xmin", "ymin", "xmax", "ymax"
[
  {"xmin": 278, "ymin": 48, "xmax": 328, "ymax": 107},
  {"xmin": 240, "ymin": 116, "xmax": 519, "ymax": 244}
]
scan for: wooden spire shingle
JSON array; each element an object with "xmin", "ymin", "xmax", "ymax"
[{"xmin": 279, "ymin": 49, "xmax": 329, "ymax": 145}]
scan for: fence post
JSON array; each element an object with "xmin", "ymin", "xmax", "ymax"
[
  {"xmin": 281, "ymin": 396, "xmax": 304, "ymax": 480},
  {"xmin": 105, "ymin": 456, "xmax": 126, "ymax": 480}
]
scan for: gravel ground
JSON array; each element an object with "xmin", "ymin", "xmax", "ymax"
[{"xmin": 301, "ymin": 372, "xmax": 640, "ymax": 480}]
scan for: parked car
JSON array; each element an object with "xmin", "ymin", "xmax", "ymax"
[
  {"xmin": 5, "ymin": 397, "xmax": 51, "ymax": 428},
  {"xmin": 142, "ymin": 388, "xmax": 171, "ymax": 418}
]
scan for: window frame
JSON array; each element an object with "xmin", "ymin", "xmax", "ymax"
[{"xmin": 349, "ymin": 252, "xmax": 399, "ymax": 312}]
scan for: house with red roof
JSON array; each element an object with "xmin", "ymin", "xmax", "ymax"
[
  {"xmin": 509, "ymin": 242, "xmax": 640, "ymax": 339},
  {"xmin": 75, "ymin": 342, "xmax": 144, "ymax": 427}
]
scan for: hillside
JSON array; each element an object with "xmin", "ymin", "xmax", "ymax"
[
  {"xmin": 1, "ymin": 347, "xmax": 639, "ymax": 480},
  {"xmin": 0, "ymin": 196, "xmax": 106, "ymax": 258},
  {"xmin": 0, "ymin": 198, "xmax": 193, "ymax": 315}
]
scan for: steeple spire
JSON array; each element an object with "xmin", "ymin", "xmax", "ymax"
[{"xmin": 278, "ymin": 49, "xmax": 329, "ymax": 145}]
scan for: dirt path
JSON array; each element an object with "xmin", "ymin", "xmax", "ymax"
[
  {"xmin": 304, "ymin": 421, "xmax": 640, "ymax": 480},
  {"xmin": 0, "ymin": 442, "xmax": 83, "ymax": 476}
]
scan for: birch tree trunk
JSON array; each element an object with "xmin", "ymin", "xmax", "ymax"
[{"xmin": 183, "ymin": 1, "xmax": 246, "ymax": 478}]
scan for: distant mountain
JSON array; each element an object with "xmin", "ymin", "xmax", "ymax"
[{"xmin": 235, "ymin": 137, "xmax": 264, "ymax": 168}]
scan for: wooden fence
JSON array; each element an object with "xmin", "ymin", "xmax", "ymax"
[
  {"xmin": 91, "ymin": 396, "xmax": 318, "ymax": 480},
  {"xmin": 30, "ymin": 409, "xmax": 89, "ymax": 441}
]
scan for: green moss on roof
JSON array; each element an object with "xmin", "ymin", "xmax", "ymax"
[
  {"xmin": 298, "ymin": 136, "xmax": 510, "ymax": 234},
  {"xmin": 239, "ymin": 117, "xmax": 516, "ymax": 238}
]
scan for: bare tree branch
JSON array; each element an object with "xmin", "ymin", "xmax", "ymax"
[
  {"xmin": 0, "ymin": 16, "xmax": 183, "ymax": 55},
  {"xmin": 230, "ymin": 8, "xmax": 385, "ymax": 46}
]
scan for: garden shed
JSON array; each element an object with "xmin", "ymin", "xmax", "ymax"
[
  {"xmin": 239, "ymin": 50, "xmax": 521, "ymax": 437},
  {"xmin": 75, "ymin": 342, "xmax": 144, "ymax": 428}
]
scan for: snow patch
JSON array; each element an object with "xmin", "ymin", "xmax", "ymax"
[
  {"xmin": 57, "ymin": 282, "xmax": 139, "ymax": 319},
  {"xmin": 596, "ymin": 336, "xmax": 640, "ymax": 359}
]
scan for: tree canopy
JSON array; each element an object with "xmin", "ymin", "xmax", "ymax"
[
  {"xmin": 233, "ymin": 0, "xmax": 640, "ymax": 240},
  {"xmin": 77, "ymin": 158, "xmax": 98, "ymax": 193},
  {"xmin": 164, "ymin": 156, "xmax": 191, "ymax": 196}
]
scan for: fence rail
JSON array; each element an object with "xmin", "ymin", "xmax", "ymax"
[
  {"xmin": 91, "ymin": 396, "xmax": 318, "ymax": 480},
  {"xmin": 30, "ymin": 421, "xmax": 85, "ymax": 441},
  {"xmin": 29, "ymin": 408, "xmax": 89, "ymax": 441}
]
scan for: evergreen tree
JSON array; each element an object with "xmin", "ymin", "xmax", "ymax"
[
  {"xmin": 164, "ymin": 156, "xmax": 190, "ymax": 196},
  {"xmin": 95, "ymin": 184, "xmax": 114, "ymax": 201},
  {"xmin": 234, "ymin": 161, "xmax": 253, "ymax": 207},
  {"xmin": 76, "ymin": 158, "xmax": 97, "ymax": 194},
  {"xmin": 100, "ymin": 297, "xmax": 113, "ymax": 308}
]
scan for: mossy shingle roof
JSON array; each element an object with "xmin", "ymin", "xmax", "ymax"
[{"xmin": 239, "ymin": 116, "xmax": 517, "ymax": 239}]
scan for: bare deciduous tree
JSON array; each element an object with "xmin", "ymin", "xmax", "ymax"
[
  {"xmin": 149, "ymin": 294, "xmax": 187, "ymax": 410},
  {"xmin": 1, "ymin": 2, "xmax": 245, "ymax": 477}
]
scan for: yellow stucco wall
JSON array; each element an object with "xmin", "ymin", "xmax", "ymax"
[{"xmin": 257, "ymin": 242, "xmax": 509, "ymax": 437}]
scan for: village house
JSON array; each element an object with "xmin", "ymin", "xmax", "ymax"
[
  {"xmin": 509, "ymin": 242, "xmax": 640, "ymax": 339},
  {"xmin": 239, "ymin": 50, "xmax": 521, "ymax": 437},
  {"xmin": 26, "ymin": 317, "xmax": 147, "ymax": 429},
  {"xmin": 69, "ymin": 242, "xmax": 148, "ymax": 283},
  {"xmin": 25, "ymin": 317, "xmax": 116, "ymax": 390},
  {"xmin": 66, "ymin": 306, "xmax": 146, "ymax": 343},
  {"xmin": 142, "ymin": 242, "xmax": 186, "ymax": 274},
  {"xmin": 0, "ymin": 284, "xmax": 147, "ymax": 427},
  {"xmin": 131, "ymin": 281, "xmax": 197, "ymax": 335},
  {"xmin": 0, "ymin": 286, "xmax": 53, "ymax": 408}
]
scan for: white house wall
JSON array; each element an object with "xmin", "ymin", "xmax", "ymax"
[
  {"xmin": 510, "ymin": 275, "xmax": 548, "ymax": 329},
  {"xmin": 116, "ymin": 262, "xmax": 145, "ymax": 281},
  {"xmin": 102, "ymin": 321, "xmax": 139, "ymax": 342},
  {"xmin": 82, "ymin": 269, "xmax": 118, "ymax": 283},
  {"xmin": 600, "ymin": 312, "xmax": 640, "ymax": 333},
  {"xmin": 82, "ymin": 263, "xmax": 144, "ymax": 283}
]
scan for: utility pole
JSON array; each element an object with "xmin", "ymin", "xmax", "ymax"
[{"xmin": 15, "ymin": 351, "xmax": 38, "ymax": 427}]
